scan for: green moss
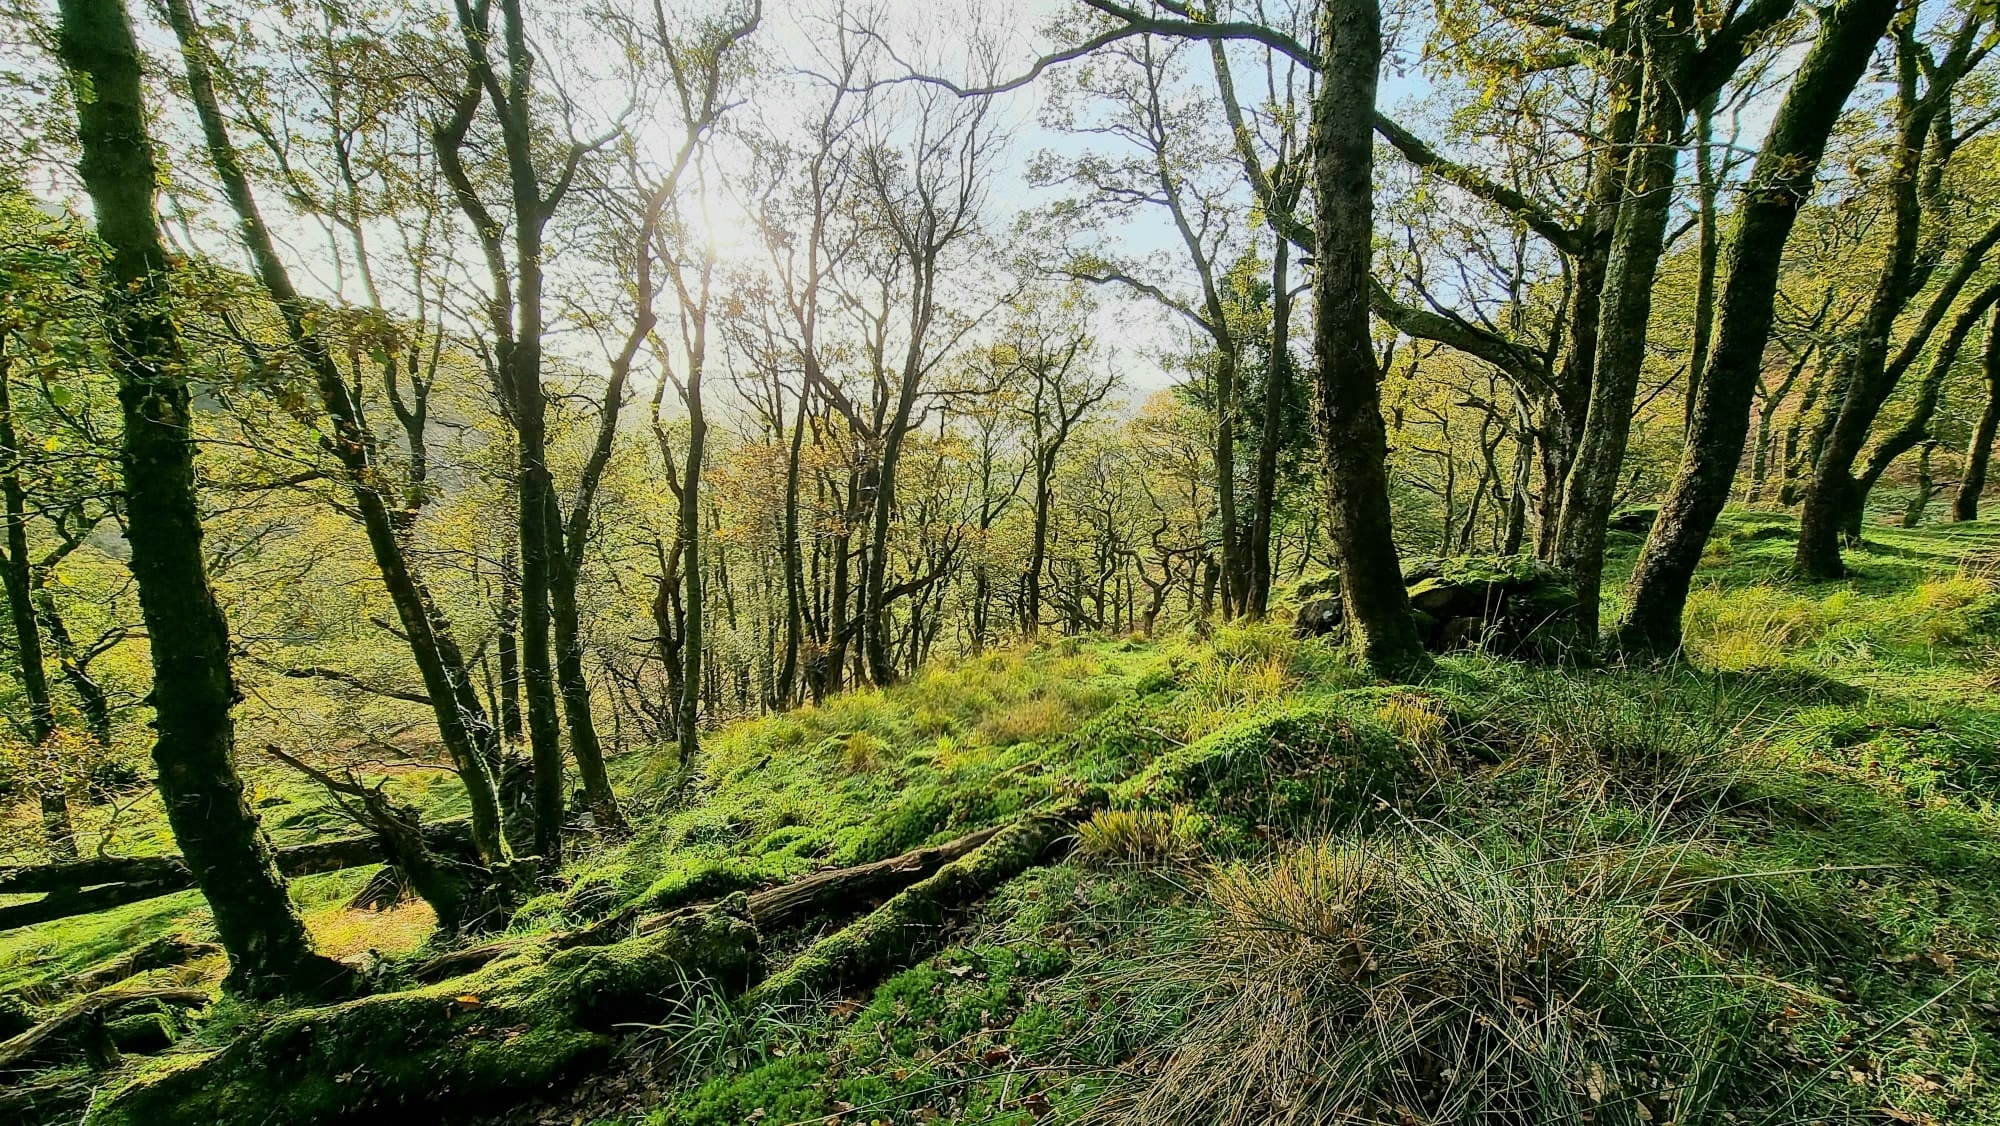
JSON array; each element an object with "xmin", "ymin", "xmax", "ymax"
[
  {"xmin": 86, "ymin": 900, "xmax": 759, "ymax": 1126},
  {"xmin": 1119, "ymin": 697, "xmax": 1419, "ymax": 833}
]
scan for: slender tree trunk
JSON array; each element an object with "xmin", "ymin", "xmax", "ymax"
[
  {"xmin": 1556, "ymin": 12, "xmax": 1688, "ymax": 640},
  {"xmin": 1901, "ymin": 440, "xmax": 1938, "ymax": 527},
  {"xmin": 1684, "ymin": 94, "xmax": 1720, "ymax": 433},
  {"xmin": 775, "ymin": 385, "xmax": 808, "ymax": 706},
  {"xmin": 0, "ymin": 350, "xmax": 77, "ymax": 860},
  {"xmin": 674, "ymin": 377, "xmax": 707, "ymax": 769},
  {"xmin": 56, "ymin": 0, "xmax": 346, "ymax": 998},
  {"xmin": 166, "ymin": 0, "xmax": 512, "ymax": 863},
  {"xmin": 1248, "ymin": 240, "xmax": 1292, "ymax": 618},
  {"xmin": 1953, "ymin": 307, "xmax": 2000, "ymax": 520},
  {"xmin": 1022, "ymin": 463, "xmax": 1053, "ymax": 637},
  {"xmin": 1215, "ymin": 348, "xmax": 1242, "ymax": 619},
  {"xmin": 497, "ymin": 545, "xmax": 523, "ymax": 742},
  {"xmin": 1616, "ymin": 0, "xmax": 1896, "ymax": 654},
  {"xmin": 1312, "ymin": 0, "xmax": 1428, "ymax": 678}
]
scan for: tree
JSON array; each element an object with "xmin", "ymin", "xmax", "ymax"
[
  {"xmin": 54, "ymin": 0, "xmax": 348, "ymax": 998},
  {"xmin": 1794, "ymin": 2, "xmax": 1998, "ymax": 577},
  {"xmin": 994, "ymin": 290, "xmax": 1116, "ymax": 635},
  {"xmin": 164, "ymin": 0, "xmax": 517, "ymax": 866},
  {"xmin": 1616, "ymin": 0, "xmax": 1902, "ymax": 655},
  {"xmin": 1952, "ymin": 305, "xmax": 2000, "ymax": 519}
]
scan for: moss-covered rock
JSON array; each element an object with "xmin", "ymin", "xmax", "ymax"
[
  {"xmin": 1120, "ymin": 700, "xmax": 1420, "ymax": 832},
  {"xmin": 85, "ymin": 898, "xmax": 760, "ymax": 1126}
]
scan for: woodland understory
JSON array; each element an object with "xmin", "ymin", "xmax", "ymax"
[{"xmin": 3, "ymin": 0, "xmax": 2000, "ymax": 1123}]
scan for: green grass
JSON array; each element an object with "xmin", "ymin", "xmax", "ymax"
[{"xmin": 10, "ymin": 511, "xmax": 2000, "ymax": 1125}]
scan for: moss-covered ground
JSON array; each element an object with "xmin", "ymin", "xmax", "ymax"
[{"xmin": 6, "ymin": 512, "xmax": 2000, "ymax": 1125}]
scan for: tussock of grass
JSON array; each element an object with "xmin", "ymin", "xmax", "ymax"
[{"xmin": 1098, "ymin": 822, "xmax": 1780, "ymax": 1126}]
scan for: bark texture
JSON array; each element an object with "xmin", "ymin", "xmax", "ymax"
[
  {"xmin": 56, "ymin": 0, "xmax": 348, "ymax": 999},
  {"xmin": 1310, "ymin": 0, "xmax": 1428, "ymax": 678},
  {"xmin": 1616, "ymin": 0, "xmax": 1900, "ymax": 654}
]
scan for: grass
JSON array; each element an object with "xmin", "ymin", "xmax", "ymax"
[{"xmin": 8, "ymin": 511, "xmax": 2000, "ymax": 1126}]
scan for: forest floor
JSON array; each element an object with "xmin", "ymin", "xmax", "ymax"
[{"xmin": 6, "ymin": 511, "xmax": 2000, "ymax": 1125}]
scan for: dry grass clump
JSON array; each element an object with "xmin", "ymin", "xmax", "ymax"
[{"xmin": 1101, "ymin": 827, "xmax": 1767, "ymax": 1126}]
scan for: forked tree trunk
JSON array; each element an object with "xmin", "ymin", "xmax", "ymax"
[
  {"xmin": 1555, "ymin": 6, "xmax": 1689, "ymax": 641},
  {"xmin": 1616, "ymin": 0, "xmax": 1898, "ymax": 655},
  {"xmin": 55, "ymin": 0, "xmax": 347, "ymax": 998}
]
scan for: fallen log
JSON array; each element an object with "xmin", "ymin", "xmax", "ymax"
[
  {"xmin": 409, "ymin": 822, "xmax": 1007, "ymax": 985},
  {"xmin": 0, "ymin": 987, "xmax": 209, "ymax": 1072},
  {"xmin": 84, "ymin": 796, "xmax": 1103, "ymax": 1126},
  {"xmin": 748, "ymin": 792, "xmax": 1101, "ymax": 1005},
  {"xmin": 0, "ymin": 821, "xmax": 474, "ymax": 931}
]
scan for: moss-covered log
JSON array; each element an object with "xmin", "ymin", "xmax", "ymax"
[
  {"xmin": 746, "ymin": 792, "xmax": 1103, "ymax": 1006},
  {"xmin": 83, "ymin": 899, "xmax": 759, "ymax": 1126},
  {"xmin": 411, "ymin": 822, "xmax": 1006, "ymax": 985},
  {"xmin": 84, "ymin": 800, "xmax": 1099, "ymax": 1125}
]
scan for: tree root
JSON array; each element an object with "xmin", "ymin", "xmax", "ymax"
[
  {"xmin": 51, "ymin": 937, "xmax": 222, "ymax": 1001},
  {"xmin": 0, "ymin": 987, "xmax": 208, "ymax": 1072},
  {"xmin": 82, "ymin": 794, "xmax": 1103, "ymax": 1126},
  {"xmin": 747, "ymin": 792, "xmax": 1100, "ymax": 1005},
  {"xmin": 410, "ymin": 821, "xmax": 1008, "ymax": 985}
]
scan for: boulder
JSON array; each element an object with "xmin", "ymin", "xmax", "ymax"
[
  {"xmin": 1293, "ymin": 596, "xmax": 1345, "ymax": 638},
  {"xmin": 1399, "ymin": 555, "xmax": 1583, "ymax": 661},
  {"xmin": 1608, "ymin": 506, "xmax": 1660, "ymax": 535}
]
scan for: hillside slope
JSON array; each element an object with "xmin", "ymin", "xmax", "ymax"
[{"xmin": 6, "ymin": 514, "xmax": 2000, "ymax": 1126}]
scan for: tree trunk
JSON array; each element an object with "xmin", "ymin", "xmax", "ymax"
[
  {"xmin": 1555, "ymin": 12, "xmax": 1688, "ymax": 641},
  {"xmin": 674, "ymin": 385, "xmax": 707, "ymax": 769},
  {"xmin": 1684, "ymin": 94, "xmax": 1720, "ymax": 433},
  {"xmin": 775, "ymin": 385, "xmax": 808, "ymax": 707},
  {"xmin": 1853, "ymin": 281, "xmax": 2000, "ymax": 512},
  {"xmin": 1794, "ymin": 28, "xmax": 1993, "ymax": 577},
  {"xmin": 1311, "ymin": 0, "xmax": 1428, "ymax": 679},
  {"xmin": 166, "ymin": 0, "xmax": 512, "ymax": 863},
  {"xmin": 1953, "ymin": 307, "xmax": 2000, "ymax": 521},
  {"xmin": 55, "ymin": 0, "xmax": 347, "ymax": 998},
  {"xmin": 1901, "ymin": 440, "xmax": 1938, "ymax": 527},
  {"xmin": 1616, "ymin": 0, "xmax": 1897, "ymax": 655},
  {"xmin": 1248, "ymin": 239, "xmax": 1292, "ymax": 619},
  {"xmin": 496, "ymin": 545, "xmax": 523, "ymax": 742},
  {"xmin": 0, "ymin": 349, "xmax": 77, "ymax": 861}
]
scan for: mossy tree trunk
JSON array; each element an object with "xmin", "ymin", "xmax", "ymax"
[
  {"xmin": 1953, "ymin": 306, "xmax": 2000, "ymax": 521},
  {"xmin": 1310, "ymin": 0, "xmax": 1429, "ymax": 679},
  {"xmin": 54, "ymin": 0, "xmax": 347, "ymax": 999},
  {"xmin": 1616, "ymin": 0, "xmax": 1900, "ymax": 655}
]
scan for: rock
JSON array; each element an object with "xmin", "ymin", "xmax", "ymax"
[
  {"xmin": 1608, "ymin": 506, "xmax": 1659, "ymax": 535},
  {"xmin": 1398, "ymin": 555, "xmax": 1583, "ymax": 662},
  {"xmin": 1293, "ymin": 597, "xmax": 1345, "ymax": 638}
]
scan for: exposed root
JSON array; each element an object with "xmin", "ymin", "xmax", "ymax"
[
  {"xmin": 747, "ymin": 791, "xmax": 1103, "ymax": 1005},
  {"xmin": 0, "ymin": 987, "xmax": 208, "ymax": 1072}
]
